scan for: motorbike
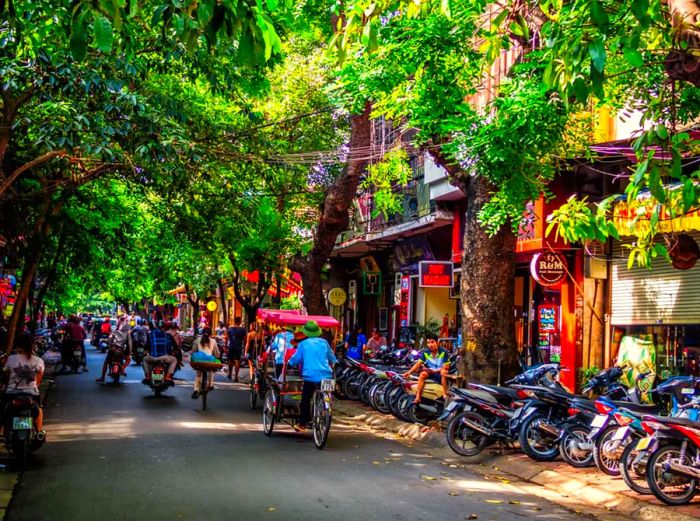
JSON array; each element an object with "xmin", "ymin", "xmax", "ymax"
[
  {"xmin": 443, "ymin": 364, "xmax": 564, "ymax": 458},
  {"xmin": 3, "ymin": 394, "xmax": 45, "ymax": 470},
  {"xmin": 132, "ymin": 343, "xmax": 146, "ymax": 365},
  {"xmin": 97, "ymin": 334, "xmax": 109, "ymax": 353},
  {"xmin": 641, "ymin": 399, "xmax": 700, "ymax": 506},
  {"xmin": 142, "ymin": 360, "xmax": 172, "ymax": 397}
]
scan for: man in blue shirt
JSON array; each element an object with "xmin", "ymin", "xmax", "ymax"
[
  {"xmin": 403, "ymin": 333, "xmax": 450, "ymax": 404},
  {"xmin": 289, "ymin": 320, "xmax": 337, "ymax": 432},
  {"xmin": 268, "ymin": 327, "xmax": 294, "ymax": 379},
  {"xmin": 142, "ymin": 322, "xmax": 177, "ymax": 384}
]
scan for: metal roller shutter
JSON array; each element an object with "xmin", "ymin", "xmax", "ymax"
[{"xmin": 611, "ymin": 231, "xmax": 700, "ymax": 325}]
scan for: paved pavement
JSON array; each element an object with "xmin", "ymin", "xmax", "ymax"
[{"xmin": 7, "ymin": 345, "xmax": 606, "ymax": 521}]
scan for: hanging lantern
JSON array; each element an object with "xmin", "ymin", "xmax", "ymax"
[{"xmin": 668, "ymin": 234, "xmax": 700, "ymax": 270}]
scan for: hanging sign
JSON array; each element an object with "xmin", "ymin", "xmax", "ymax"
[
  {"xmin": 206, "ymin": 300, "xmax": 218, "ymax": 312},
  {"xmin": 530, "ymin": 252, "xmax": 566, "ymax": 287},
  {"xmin": 363, "ymin": 272, "xmax": 382, "ymax": 295},
  {"xmin": 328, "ymin": 287, "xmax": 347, "ymax": 306},
  {"xmin": 418, "ymin": 261, "xmax": 454, "ymax": 288}
]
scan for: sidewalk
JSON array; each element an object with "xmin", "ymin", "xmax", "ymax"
[{"xmin": 335, "ymin": 399, "xmax": 700, "ymax": 521}]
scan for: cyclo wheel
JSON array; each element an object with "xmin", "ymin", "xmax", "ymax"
[
  {"xmin": 263, "ymin": 388, "xmax": 277, "ymax": 436},
  {"xmin": 249, "ymin": 374, "xmax": 258, "ymax": 410},
  {"xmin": 312, "ymin": 391, "xmax": 332, "ymax": 449}
]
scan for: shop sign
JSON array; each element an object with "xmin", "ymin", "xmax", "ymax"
[
  {"xmin": 613, "ymin": 198, "xmax": 700, "ymax": 236},
  {"xmin": 328, "ymin": 287, "xmax": 347, "ymax": 306},
  {"xmin": 530, "ymin": 252, "xmax": 566, "ymax": 287},
  {"xmin": 419, "ymin": 261, "xmax": 454, "ymax": 288},
  {"xmin": 362, "ymin": 272, "xmax": 382, "ymax": 295},
  {"xmin": 400, "ymin": 275, "xmax": 410, "ymax": 327}
]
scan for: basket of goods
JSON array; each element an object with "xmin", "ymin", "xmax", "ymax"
[{"xmin": 189, "ymin": 351, "xmax": 223, "ymax": 371}]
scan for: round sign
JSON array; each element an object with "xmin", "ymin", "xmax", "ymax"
[
  {"xmin": 328, "ymin": 287, "xmax": 347, "ymax": 307},
  {"xmin": 206, "ymin": 300, "xmax": 218, "ymax": 312},
  {"xmin": 531, "ymin": 252, "xmax": 567, "ymax": 287}
]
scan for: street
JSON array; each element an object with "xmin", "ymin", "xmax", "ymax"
[{"xmin": 6, "ymin": 344, "xmax": 597, "ymax": 521}]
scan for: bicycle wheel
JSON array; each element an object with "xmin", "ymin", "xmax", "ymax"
[
  {"xmin": 200, "ymin": 373, "xmax": 208, "ymax": 411},
  {"xmin": 312, "ymin": 392, "xmax": 332, "ymax": 449},
  {"xmin": 263, "ymin": 389, "xmax": 276, "ymax": 436}
]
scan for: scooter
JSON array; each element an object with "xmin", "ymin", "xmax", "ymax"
[
  {"xmin": 142, "ymin": 361, "xmax": 173, "ymax": 397},
  {"xmin": 3, "ymin": 394, "xmax": 45, "ymax": 470}
]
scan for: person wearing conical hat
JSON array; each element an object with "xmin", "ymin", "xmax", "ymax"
[{"xmin": 288, "ymin": 320, "xmax": 336, "ymax": 432}]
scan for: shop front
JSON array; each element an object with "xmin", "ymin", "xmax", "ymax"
[{"xmin": 610, "ymin": 200, "xmax": 700, "ymax": 379}]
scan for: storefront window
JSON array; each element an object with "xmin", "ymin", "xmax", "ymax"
[{"xmin": 611, "ymin": 325, "xmax": 700, "ymax": 378}]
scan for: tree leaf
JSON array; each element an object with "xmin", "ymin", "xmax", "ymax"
[
  {"xmin": 94, "ymin": 14, "xmax": 114, "ymax": 53},
  {"xmin": 70, "ymin": 10, "xmax": 89, "ymax": 61},
  {"xmin": 588, "ymin": 39, "xmax": 606, "ymax": 72},
  {"xmin": 623, "ymin": 48, "xmax": 643, "ymax": 67}
]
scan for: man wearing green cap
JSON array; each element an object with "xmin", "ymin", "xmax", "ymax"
[{"xmin": 288, "ymin": 320, "xmax": 337, "ymax": 432}]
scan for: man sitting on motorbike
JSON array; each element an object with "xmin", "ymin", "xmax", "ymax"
[
  {"xmin": 95, "ymin": 317, "xmax": 132, "ymax": 383},
  {"xmin": 402, "ymin": 333, "xmax": 450, "ymax": 404},
  {"xmin": 288, "ymin": 320, "xmax": 336, "ymax": 433},
  {"xmin": 142, "ymin": 322, "xmax": 177, "ymax": 385},
  {"xmin": 64, "ymin": 315, "xmax": 88, "ymax": 372},
  {"xmin": 2, "ymin": 333, "xmax": 45, "ymax": 436}
]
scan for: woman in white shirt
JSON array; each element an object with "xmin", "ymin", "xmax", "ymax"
[
  {"xmin": 4, "ymin": 333, "xmax": 45, "ymax": 433},
  {"xmin": 191, "ymin": 328, "xmax": 220, "ymax": 399}
]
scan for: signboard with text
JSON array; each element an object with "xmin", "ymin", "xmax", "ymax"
[{"xmin": 419, "ymin": 261, "xmax": 454, "ymax": 288}]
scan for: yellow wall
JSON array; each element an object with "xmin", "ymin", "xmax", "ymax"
[{"xmin": 419, "ymin": 286, "xmax": 457, "ymax": 325}]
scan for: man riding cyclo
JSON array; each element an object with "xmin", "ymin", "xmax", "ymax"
[
  {"xmin": 402, "ymin": 333, "xmax": 450, "ymax": 404},
  {"xmin": 288, "ymin": 320, "xmax": 336, "ymax": 433},
  {"xmin": 95, "ymin": 317, "xmax": 132, "ymax": 383}
]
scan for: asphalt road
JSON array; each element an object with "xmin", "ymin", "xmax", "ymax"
[{"xmin": 7, "ymin": 343, "xmax": 598, "ymax": 521}]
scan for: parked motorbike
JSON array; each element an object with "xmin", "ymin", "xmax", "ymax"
[
  {"xmin": 2, "ymin": 394, "xmax": 45, "ymax": 470},
  {"xmin": 443, "ymin": 364, "xmax": 564, "ymax": 458},
  {"xmin": 642, "ymin": 399, "xmax": 700, "ymax": 505}
]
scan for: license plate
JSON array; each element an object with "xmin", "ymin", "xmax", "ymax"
[
  {"xmin": 682, "ymin": 387, "xmax": 695, "ymax": 395},
  {"xmin": 152, "ymin": 373, "xmax": 164, "ymax": 383},
  {"xmin": 321, "ymin": 379, "xmax": 335, "ymax": 392},
  {"xmin": 73, "ymin": 350, "xmax": 82, "ymax": 357},
  {"xmin": 635, "ymin": 437, "xmax": 652, "ymax": 451},
  {"xmin": 445, "ymin": 401, "xmax": 458, "ymax": 412},
  {"xmin": 612, "ymin": 426, "xmax": 630, "ymax": 441},
  {"xmin": 590, "ymin": 414, "xmax": 608, "ymax": 428},
  {"xmin": 12, "ymin": 417, "xmax": 32, "ymax": 430}
]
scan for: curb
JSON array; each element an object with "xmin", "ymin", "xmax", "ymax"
[{"xmin": 334, "ymin": 400, "xmax": 700, "ymax": 521}]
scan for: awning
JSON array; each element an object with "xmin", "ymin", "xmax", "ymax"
[{"xmin": 256, "ymin": 309, "xmax": 339, "ymax": 329}]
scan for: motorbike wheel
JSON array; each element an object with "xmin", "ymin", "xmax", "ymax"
[
  {"xmin": 446, "ymin": 411, "xmax": 490, "ymax": 457},
  {"xmin": 359, "ymin": 376, "xmax": 373, "ymax": 404},
  {"xmin": 263, "ymin": 389, "xmax": 276, "ymax": 436},
  {"xmin": 387, "ymin": 386, "xmax": 404, "ymax": 419},
  {"xmin": 647, "ymin": 444, "xmax": 698, "ymax": 506},
  {"xmin": 593, "ymin": 425, "xmax": 623, "ymax": 476},
  {"xmin": 620, "ymin": 438, "xmax": 652, "ymax": 495},
  {"xmin": 407, "ymin": 403, "xmax": 431, "ymax": 425},
  {"xmin": 518, "ymin": 413, "xmax": 560, "ymax": 462},
  {"xmin": 396, "ymin": 393, "xmax": 414, "ymax": 423},
  {"xmin": 342, "ymin": 375, "xmax": 361, "ymax": 401},
  {"xmin": 372, "ymin": 382, "xmax": 391, "ymax": 414},
  {"xmin": 12, "ymin": 439, "xmax": 28, "ymax": 471},
  {"xmin": 154, "ymin": 388, "xmax": 162, "ymax": 398},
  {"xmin": 559, "ymin": 425, "xmax": 594, "ymax": 468}
]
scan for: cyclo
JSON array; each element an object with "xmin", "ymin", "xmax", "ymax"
[{"xmin": 258, "ymin": 310, "xmax": 339, "ymax": 449}]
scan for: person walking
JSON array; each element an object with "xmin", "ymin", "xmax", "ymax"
[{"xmin": 226, "ymin": 317, "xmax": 246, "ymax": 382}]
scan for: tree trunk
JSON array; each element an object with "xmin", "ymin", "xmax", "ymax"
[
  {"xmin": 217, "ymin": 278, "xmax": 229, "ymax": 325},
  {"xmin": 229, "ymin": 259, "xmax": 271, "ymax": 327},
  {"xmin": 458, "ymin": 176, "xmax": 519, "ymax": 384},
  {"xmin": 289, "ymin": 103, "xmax": 373, "ymax": 314},
  {"xmin": 428, "ymin": 147, "xmax": 518, "ymax": 384}
]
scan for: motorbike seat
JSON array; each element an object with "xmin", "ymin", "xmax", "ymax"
[
  {"xmin": 454, "ymin": 388, "xmax": 499, "ymax": 404},
  {"xmin": 613, "ymin": 402, "xmax": 661, "ymax": 415},
  {"xmin": 470, "ymin": 384, "xmax": 519, "ymax": 401},
  {"xmin": 649, "ymin": 415, "xmax": 700, "ymax": 428}
]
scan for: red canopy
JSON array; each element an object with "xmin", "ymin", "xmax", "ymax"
[{"xmin": 256, "ymin": 309, "xmax": 339, "ymax": 329}]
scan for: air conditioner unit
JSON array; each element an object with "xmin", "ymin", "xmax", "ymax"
[
  {"xmin": 403, "ymin": 196, "xmax": 419, "ymax": 220},
  {"xmin": 394, "ymin": 273, "xmax": 402, "ymax": 305},
  {"xmin": 348, "ymin": 280, "xmax": 357, "ymax": 295}
]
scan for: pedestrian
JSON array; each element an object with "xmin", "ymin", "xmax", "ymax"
[
  {"xmin": 244, "ymin": 322, "xmax": 258, "ymax": 381},
  {"xmin": 226, "ymin": 317, "xmax": 246, "ymax": 382},
  {"xmin": 268, "ymin": 326, "xmax": 293, "ymax": 380},
  {"xmin": 344, "ymin": 324, "xmax": 367, "ymax": 361}
]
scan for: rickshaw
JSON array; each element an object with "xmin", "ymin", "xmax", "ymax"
[{"xmin": 256, "ymin": 309, "xmax": 340, "ymax": 449}]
